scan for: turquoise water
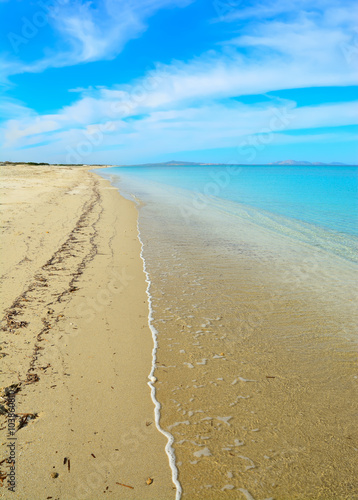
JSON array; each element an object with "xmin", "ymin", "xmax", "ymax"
[
  {"xmin": 101, "ymin": 165, "xmax": 357, "ymax": 236},
  {"xmin": 95, "ymin": 164, "xmax": 358, "ymax": 499},
  {"xmin": 97, "ymin": 165, "xmax": 358, "ymax": 262}
]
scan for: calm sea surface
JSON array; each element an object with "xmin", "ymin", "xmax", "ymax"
[
  {"xmin": 96, "ymin": 165, "xmax": 358, "ymax": 499},
  {"xmin": 99, "ymin": 165, "xmax": 358, "ymax": 262},
  {"xmin": 103, "ymin": 165, "xmax": 357, "ymax": 232}
]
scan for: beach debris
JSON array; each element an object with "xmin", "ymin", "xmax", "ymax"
[
  {"xmin": 17, "ymin": 412, "xmax": 38, "ymax": 431},
  {"xmin": 67, "ymin": 458, "xmax": 71, "ymax": 472},
  {"xmin": 50, "ymin": 472, "xmax": 59, "ymax": 479},
  {"xmin": 0, "ymin": 404, "xmax": 8, "ymax": 415},
  {"xmin": 91, "ymin": 453, "xmax": 96, "ymax": 458},
  {"xmin": 266, "ymin": 376, "xmax": 275, "ymax": 379},
  {"xmin": 3, "ymin": 383, "xmax": 21, "ymax": 397},
  {"xmin": 25, "ymin": 373, "xmax": 39, "ymax": 384},
  {"xmin": 39, "ymin": 363, "xmax": 51, "ymax": 371},
  {"xmin": 146, "ymin": 421, "xmax": 152, "ymax": 427},
  {"xmin": 63, "ymin": 457, "xmax": 67, "ymax": 465},
  {"xmin": 116, "ymin": 482, "xmax": 134, "ymax": 489},
  {"xmin": 146, "ymin": 477, "xmax": 153, "ymax": 485},
  {"xmin": 2, "ymin": 309, "xmax": 29, "ymax": 332}
]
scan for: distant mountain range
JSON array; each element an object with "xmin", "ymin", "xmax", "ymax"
[
  {"xmin": 125, "ymin": 159, "xmax": 354, "ymax": 167},
  {"xmin": 269, "ymin": 160, "xmax": 348, "ymax": 166},
  {"xmin": 2, "ymin": 159, "xmax": 354, "ymax": 167}
]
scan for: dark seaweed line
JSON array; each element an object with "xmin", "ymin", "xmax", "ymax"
[{"xmin": 1, "ymin": 176, "xmax": 103, "ymax": 397}]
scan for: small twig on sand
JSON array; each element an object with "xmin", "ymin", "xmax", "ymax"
[{"xmin": 116, "ymin": 482, "xmax": 134, "ymax": 489}]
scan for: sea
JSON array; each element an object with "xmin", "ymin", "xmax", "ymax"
[{"xmin": 96, "ymin": 164, "xmax": 358, "ymax": 499}]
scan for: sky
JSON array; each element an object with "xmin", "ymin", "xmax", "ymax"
[{"xmin": 0, "ymin": 0, "xmax": 357, "ymax": 165}]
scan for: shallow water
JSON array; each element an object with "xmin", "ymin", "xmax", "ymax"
[
  {"xmin": 97, "ymin": 165, "xmax": 358, "ymax": 499},
  {"xmin": 102, "ymin": 164, "xmax": 358, "ymax": 236}
]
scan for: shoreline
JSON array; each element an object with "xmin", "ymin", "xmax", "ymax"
[
  {"xmin": 100, "ymin": 167, "xmax": 358, "ymax": 499},
  {"xmin": 0, "ymin": 164, "xmax": 176, "ymax": 499},
  {"xmin": 1, "ymin": 163, "xmax": 357, "ymax": 499},
  {"xmin": 138, "ymin": 227, "xmax": 182, "ymax": 500}
]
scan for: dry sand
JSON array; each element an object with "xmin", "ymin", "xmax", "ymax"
[{"xmin": 0, "ymin": 164, "xmax": 175, "ymax": 499}]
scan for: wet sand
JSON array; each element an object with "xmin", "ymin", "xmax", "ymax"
[
  {"xmin": 0, "ymin": 164, "xmax": 175, "ymax": 499},
  {"xmin": 130, "ymin": 184, "xmax": 358, "ymax": 500}
]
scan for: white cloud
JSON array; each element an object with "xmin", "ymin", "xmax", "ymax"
[
  {"xmin": 1, "ymin": 0, "xmax": 193, "ymax": 78},
  {"xmin": 215, "ymin": 0, "xmax": 357, "ymax": 23},
  {"xmin": 2, "ymin": 94, "xmax": 357, "ymax": 160},
  {"xmin": 1, "ymin": 0, "xmax": 357, "ymax": 162}
]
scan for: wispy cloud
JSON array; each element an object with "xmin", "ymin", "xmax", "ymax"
[
  {"xmin": 2, "ymin": 93, "xmax": 357, "ymax": 157},
  {"xmin": 216, "ymin": 0, "xmax": 357, "ymax": 23},
  {"xmin": 1, "ymin": 0, "xmax": 193, "ymax": 79},
  {"xmin": 1, "ymin": 0, "xmax": 357, "ymax": 163}
]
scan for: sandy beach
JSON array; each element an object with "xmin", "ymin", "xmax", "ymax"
[
  {"xmin": 0, "ymin": 164, "xmax": 175, "ymax": 499},
  {"xmin": 1, "ymin": 163, "xmax": 357, "ymax": 500}
]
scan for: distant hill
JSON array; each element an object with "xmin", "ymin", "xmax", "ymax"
[
  {"xmin": 1, "ymin": 160, "xmax": 354, "ymax": 168},
  {"xmin": 132, "ymin": 160, "xmax": 220, "ymax": 166},
  {"xmin": 270, "ymin": 160, "xmax": 348, "ymax": 166},
  {"xmin": 123, "ymin": 160, "xmax": 224, "ymax": 167},
  {"xmin": 125, "ymin": 159, "xmax": 354, "ymax": 167}
]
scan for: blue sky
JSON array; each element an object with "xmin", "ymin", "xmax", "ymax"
[{"xmin": 0, "ymin": 0, "xmax": 357, "ymax": 164}]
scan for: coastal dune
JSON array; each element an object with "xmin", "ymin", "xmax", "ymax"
[{"xmin": 0, "ymin": 164, "xmax": 174, "ymax": 499}]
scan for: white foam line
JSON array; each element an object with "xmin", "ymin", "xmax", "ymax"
[{"xmin": 137, "ymin": 220, "xmax": 182, "ymax": 500}]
